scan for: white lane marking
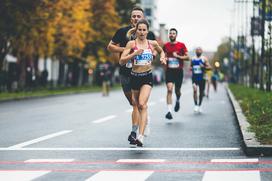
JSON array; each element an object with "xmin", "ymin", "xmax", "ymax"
[
  {"xmin": 8, "ymin": 130, "xmax": 72, "ymax": 149},
  {"xmin": 211, "ymin": 159, "xmax": 259, "ymax": 163},
  {"xmin": 92, "ymin": 115, "xmax": 116, "ymax": 124},
  {"xmin": 24, "ymin": 159, "xmax": 74, "ymax": 163},
  {"xmin": 0, "ymin": 171, "xmax": 51, "ymax": 181},
  {"xmin": 0, "ymin": 147, "xmax": 241, "ymax": 151},
  {"xmin": 202, "ymin": 171, "xmax": 260, "ymax": 181},
  {"xmin": 117, "ymin": 159, "xmax": 165, "ymax": 163},
  {"xmin": 203, "ymin": 159, "xmax": 260, "ymax": 181},
  {"xmin": 85, "ymin": 171, "xmax": 153, "ymax": 181}
]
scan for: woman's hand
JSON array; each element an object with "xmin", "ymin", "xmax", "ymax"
[
  {"xmin": 133, "ymin": 49, "xmax": 144, "ymax": 56},
  {"xmin": 160, "ymin": 56, "xmax": 167, "ymax": 65}
]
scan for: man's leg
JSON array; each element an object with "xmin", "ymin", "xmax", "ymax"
[
  {"xmin": 198, "ymin": 80, "xmax": 205, "ymax": 113},
  {"xmin": 121, "ymin": 75, "xmax": 139, "ymax": 146},
  {"xmin": 166, "ymin": 82, "xmax": 174, "ymax": 119},
  {"xmin": 193, "ymin": 83, "xmax": 199, "ymax": 112},
  {"xmin": 174, "ymin": 70, "xmax": 183, "ymax": 112}
]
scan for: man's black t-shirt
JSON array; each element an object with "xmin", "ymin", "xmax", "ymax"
[{"xmin": 111, "ymin": 25, "xmax": 156, "ymax": 76}]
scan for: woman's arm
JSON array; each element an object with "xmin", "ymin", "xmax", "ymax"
[
  {"xmin": 151, "ymin": 41, "xmax": 166, "ymax": 65},
  {"xmin": 119, "ymin": 41, "xmax": 143, "ymax": 65}
]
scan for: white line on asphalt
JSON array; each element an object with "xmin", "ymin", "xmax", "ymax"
[
  {"xmin": 0, "ymin": 147, "xmax": 241, "ymax": 151},
  {"xmin": 117, "ymin": 159, "xmax": 165, "ymax": 163},
  {"xmin": 202, "ymin": 159, "xmax": 261, "ymax": 181},
  {"xmin": 0, "ymin": 171, "xmax": 51, "ymax": 181},
  {"xmin": 92, "ymin": 115, "xmax": 116, "ymax": 124},
  {"xmin": 85, "ymin": 171, "xmax": 154, "ymax": 181},
  {"xmin": 211, "ymin": 159, "xmax": 259, "ymax": 163},
  {"xmin": 202, "ymin": 171, "xmax": 260, "ymax": 181},
  {"xmin": 8, "ymin": 130, "xmax": 72, "ymax": 149},
  {"xmin": 24, "ymin": 159, "xmax": 75, "ymax": 163}
]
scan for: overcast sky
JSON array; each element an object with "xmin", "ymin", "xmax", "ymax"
[{"xmin": 157, "ymin": 0, "xmax": 236, "ymax": 52}]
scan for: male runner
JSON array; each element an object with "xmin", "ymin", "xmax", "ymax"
[
  {"xmin": 163, "ymin": 28, "xmax": 189, "ymax": 119},
  {"xmin": 191, "ymin": 47, "xmax": 211, "ymax": 113}
]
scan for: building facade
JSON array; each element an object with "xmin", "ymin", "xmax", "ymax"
[{"xmin": 140, "ymin": 0, "xmax": 158, "ymax": 31}]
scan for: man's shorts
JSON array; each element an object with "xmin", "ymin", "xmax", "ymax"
[
  {"xmin": 120, "ymin": 74, "xmax": 132, "ymax": 93},
  {"xmin": 166, "ymin": 69, "xmax": 183, "ymax": 89},
  {"xmin": 192, "ymin": 78, "xmax": 205, "ymax": 92}
]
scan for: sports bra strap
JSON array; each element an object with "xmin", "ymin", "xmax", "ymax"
[{"xmin": 133, "ymin": 40, "xmax": 153, "ymax": 51}]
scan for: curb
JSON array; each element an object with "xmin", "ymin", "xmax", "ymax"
[{"xmin": 226, "ymin": 85, "xmax": 272, "ymax": 156}]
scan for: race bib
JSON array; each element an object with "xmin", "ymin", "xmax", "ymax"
[
  {"xmin": 126, "ymin": 60, "xmax": 132, "ymax": 68},
  {"xmin": 168, "ymin": 57, "xmax": 179, "ymax": 68},
  {"xmin": 193, "ymin": 65, "xmax": 202, "ymax": 74},
  {"xmin": 134, "ymin": 49, "xmax": 153, "ymax": 66}
]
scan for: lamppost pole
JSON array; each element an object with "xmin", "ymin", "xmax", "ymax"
[{"xmin": 260, "ymin": 0, "xmax": 266, "ymax": 90}]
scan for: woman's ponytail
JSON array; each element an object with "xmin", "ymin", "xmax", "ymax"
[{"xmin": 126, "ymin": 27, "xmax": 136, "ymax": 40}]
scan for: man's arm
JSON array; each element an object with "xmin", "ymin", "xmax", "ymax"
[
  {"xmin": 173, "ymin": 51, "xmax": 190, "ymax": 61},
  {"xmin": 107, "ymin": 41, "xmax": 124, "ymax": 53},
  {"xmin": 107, "ymin": 28, "xmax": 125, "ymax": 53}
]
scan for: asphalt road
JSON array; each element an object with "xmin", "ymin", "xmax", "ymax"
[{"xmin": 0, "ymin": 81, "xmax": 271, "ymax": 181}]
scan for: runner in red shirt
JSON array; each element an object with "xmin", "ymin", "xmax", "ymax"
[{"xmin": 163, "ymin": 28, "xmax": 189, "ymax": 119}]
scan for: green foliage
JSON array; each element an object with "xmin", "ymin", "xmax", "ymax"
[{"xmin": 229, "ymin": 84, "xmax": 272, "ymax": 144}]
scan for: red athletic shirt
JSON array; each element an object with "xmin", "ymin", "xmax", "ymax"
[{"xmin": 163, "ymin": 42, "xmax": 188, "ymax": 69}]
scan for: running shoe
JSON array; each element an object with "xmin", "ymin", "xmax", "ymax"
[
  {"xmin": 174, "ymin": 101, "xmax": 180, "ymax": 112},
  {"xmin": 165, "ymin": 112, "xmax": 173, "ymax": 119},
  {"xmin": 128, "ymin": 131, "xmax": 137, "ymax": 147},
  {"xmin": 136, "ymin": 135, "xmax": 144, "ymax": 147},
  {"xmin": 194, "ymin": 105, "xmax": 199, "ymax": 113}
]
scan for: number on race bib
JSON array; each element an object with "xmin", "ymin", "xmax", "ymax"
[{"xmin": 168, "ymin": 57, "xmax": 179, "ymax": 68}]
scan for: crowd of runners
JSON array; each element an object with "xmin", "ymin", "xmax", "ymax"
[{"xmin": 107, "ymin": 6, "xmax": 219, "ymax": 147}]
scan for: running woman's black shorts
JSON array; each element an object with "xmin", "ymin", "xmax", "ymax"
[{"xmin": 131, "ymin": 70, "xmax": 153, "ymax": 91}]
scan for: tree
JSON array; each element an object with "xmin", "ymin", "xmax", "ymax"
[
  {"xmin": 52, "ymin": 0, "xmax": 95, "ymax": 59},
  {"xmin": 84, "ymin": 0, "xmax": 120, "ymax": 63}
]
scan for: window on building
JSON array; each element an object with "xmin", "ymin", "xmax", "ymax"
[{"xmin": 145, "ymin": 8, "xmax": 152, "ymax": 16}]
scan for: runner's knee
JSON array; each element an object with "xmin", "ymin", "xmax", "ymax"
[
  {"xmin": 167, "ymin": 89, "xmax": 173, "ymax": 95},
  {"xmin": 138, "ymin": 102, "xmax": 147, "ymax": 111}
]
